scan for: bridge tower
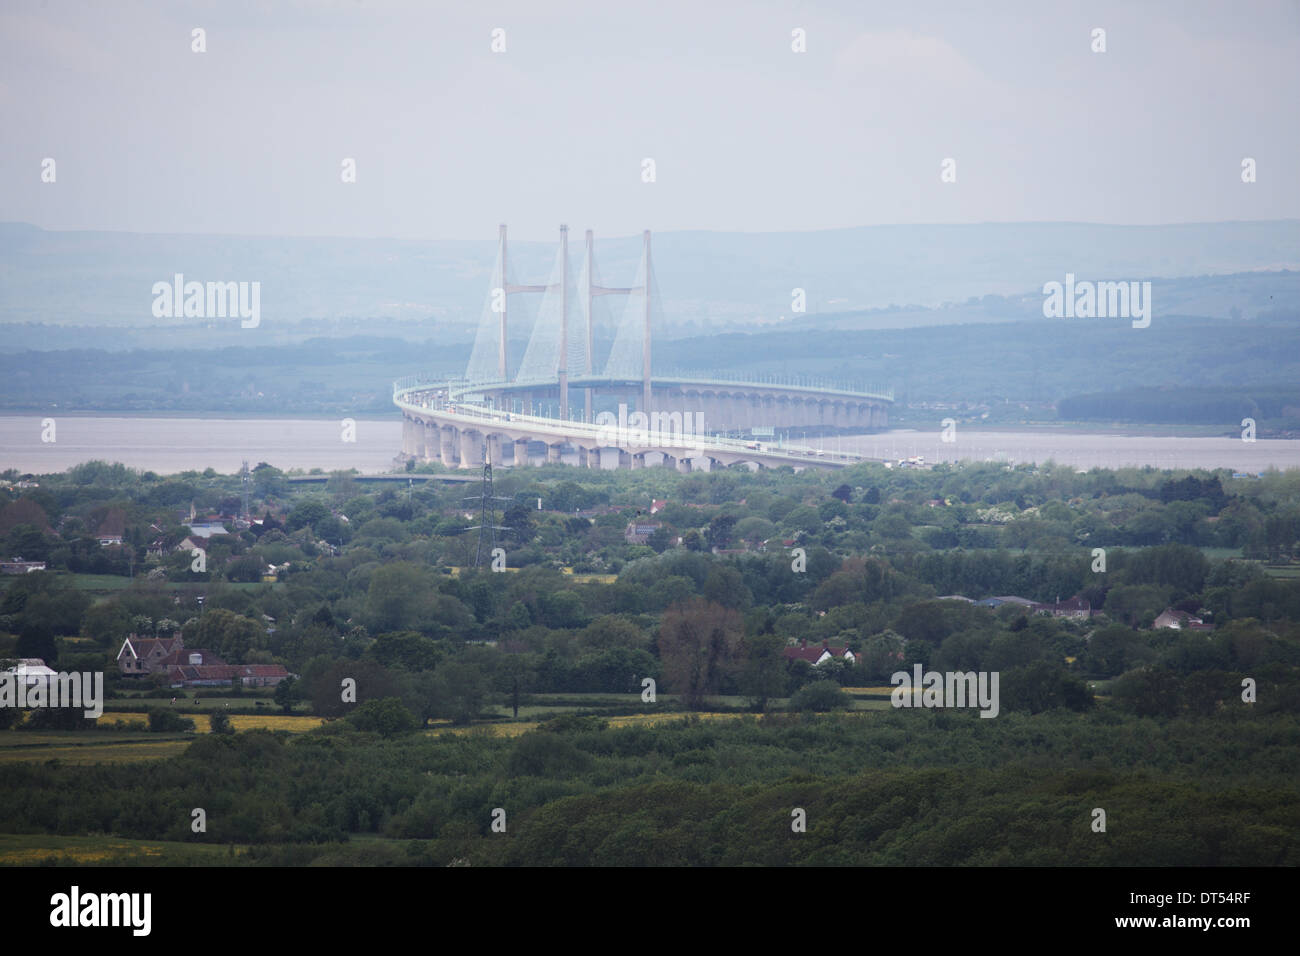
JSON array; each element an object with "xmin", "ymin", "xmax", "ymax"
[
  {"xmin": 467, "ymin": 225, "xmax": 656, "ymax": 420},
  {"xmin": 641, "ymin": 229, "xmax": 652, "ymax": 414}
]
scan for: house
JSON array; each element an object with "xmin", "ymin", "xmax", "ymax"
[
  {"xmin": 97, "ymin": 534, "xmax": 123, "ymax": 548},
  {"xmin": 116, "ymin": 634, "xmax": 186, "ymax": 676},
  {"xmin": 1, "ymin": 559, "xmax": 46, "ymax": 574},
  {"xmin": 650, "ymin": 499, "xmax": 668, "ymax": 515},
  {"xmin": 1, "ymin": 658, "xmax": 58, "ymax": 688},
  {"xmin": 185, "ymin": 522, "xmax": 229, "ymax": 539},
  {"xmin": 975, "ymin": 595, "xmax": 1045, "ymax": 611},
  {"xmin": 1043, "ymin": 596, "xmax": 1092, "ymax": 620},
  {"xmin": 624, "ymin": 521, "xmax": 660, "ymax": 545},
  {"xmin": 176, "ymin": 536, "xmax": 208, "ymax": 554},
  {"xmin": 783, "ymin": 639, "xmax": 857, "ymax": 666},
  {"xmin": 165, "ymin": 663, "xmax": 291, "ymax": 689},
  {"xmin": 1153, "ymin": 608, "xmax": 1213, "ymax": 631}
]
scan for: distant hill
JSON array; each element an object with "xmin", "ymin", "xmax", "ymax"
[{"xmin": 1, "ymin": 220, "xmax": 1296, "ymax": 330}]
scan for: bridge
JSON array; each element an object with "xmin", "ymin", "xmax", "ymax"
[{"xmin": 394, "ymin": 225, "xmax": 893, "ymax": 471}]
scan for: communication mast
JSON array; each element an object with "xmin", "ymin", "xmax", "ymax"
[{"xmin": 240, "ymin": 460, "xmax": 252, "ymax": 518}]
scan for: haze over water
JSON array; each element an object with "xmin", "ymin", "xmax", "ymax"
[{"xmin": 2, "ymin": 417, "xmax": 1299, "ymax": 475}]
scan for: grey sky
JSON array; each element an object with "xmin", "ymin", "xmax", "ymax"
[{"xmin": 2, "ymin": 0, "xmax": 1297, "ymax": 241}]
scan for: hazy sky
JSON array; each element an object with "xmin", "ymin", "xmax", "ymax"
[{"xmin": 2, "ymin": 0, "xmax": 1297, "ymax": 241}]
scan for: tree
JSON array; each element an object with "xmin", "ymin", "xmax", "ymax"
[
  {"xmin": 1103, "ymin": 585, "xmax": 1169, "ymax": 629},
  {"xmin": 657, "ymin": 598, "xmax": 744, "ymax": 710},
  {"xmin": 286, "ymin": 497, "xmax": 330, "ymax": 532},
  {"xmin": 646, "ymin": 526, "xmax": 674, "ymax": 553},
  {"xmin": 15, "ymin": 620, "xmax": 57, "ymax": 666},
  {"xmin": 186, "ymin": 608, "xmax": 265, "ymax": 664},
  {"xmin": 147, "ymin": 708, "xmax": 196, "ymax": 733},
  {"xmin": 1086, "ymin": 624, "xmax": 1144, "ymax": 678},
  {"xmin": 306, "ymin": 660, "xmax": 403, "ymax": 718},
  {"xmin": 1111, "ymin": 667, "xmax": 1183, "ymax": 717},
  {"xmin": 366, "ymin": 563, "xmax": 472, "ymax": 636},
  {"xmin": 368, "ymin": 631, "xmax": 443, "ymax": 671},
  {"xmin": 705, "ymin": 514, "xmax": 737, "ymax": 551},
  {"xmin": 857, "ymin": 630, "xmax": 906, "ymax": 682},
  {"xmin": 789, "ymin": 680, "xmax": 849, "ymax": 712},
  {"xmin": 431, "ymin": 658, "xmax": 491, "ymax": 725},
  {"xmin": 495, "ymin": 650, "xmax": 537, "ymax": 718},
  {"xmin": 347, "ymin": 697, "xmax": 417, "ymax": 737},
  {"xmin": 504, "ymin": 601, "xmax": 532, "ymax": 630},
  {"xmin": 1000, "ymin": 662, "xmax": 1093, "ymax": 714},
  {"xmin": 209, "ymin": 711, "xmax": 235, "ymax": 735},
  {"xmin": 503, "ymin": 502, "xmax": 536, "ymax": 543},
  {"xmin": 252, "ymin": 463, "xmax": 287, "ymax": 498},
  {"xmin": 274, "ymin": 676, "xmax": 299, "ymax": 714},
  {"xmin": 702, "ymin": 565, "xmax": 751, "ymax": 610},
  {"xmin": 739, "ymin": 632, "xmax": 787, "ymax": 712},
  {"xmin": 225, "ymin": 553, "xmax": 264, "ymax": 582}
]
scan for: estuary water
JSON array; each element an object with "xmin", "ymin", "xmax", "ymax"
[{"xmin": 1, "ymin": 416, "xmax": 1298, "ymax": 475}]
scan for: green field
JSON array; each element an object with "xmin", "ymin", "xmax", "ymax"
[
  {"xmin": 0, "ymin": 730, "xmax": 191, "ymax": 765},
  {"xmin": 1263, "ymin": 564, "xmax": 1300, "ymax": 579}
]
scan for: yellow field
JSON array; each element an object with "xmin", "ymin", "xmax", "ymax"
[
  {"xmin": 102, "ymin": 712, "xmax": 326, "ymax": 733},
  {"xmin": 425, "ymin": 712, "xmax": 751, "ymax": 738},
  {"xmin": 0, "ymin": 833, "xmax": 247, "ymax": 865},
  {"xmin": 0, "ymin": 842, "xmax": 166, "ymax": 865},
  {"xmin": 844, "ymin": 686, "xmax": 903, "ymax": 696}
]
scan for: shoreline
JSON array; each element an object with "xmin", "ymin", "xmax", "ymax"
[{"xmin": 0, "ymin": 412, "xmax": 1285, "ymax": 440}]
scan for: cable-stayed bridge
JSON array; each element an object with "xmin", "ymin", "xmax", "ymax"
[{"xmin": 394, "ymin": 225, "xmax": 893, "ymax": 471}]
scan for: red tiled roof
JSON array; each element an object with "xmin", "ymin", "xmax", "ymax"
[
  {"xmin": 165, "ymin": 663, "xmax": 289, "ymax": 681},
  {"xmin": 782, "ymin": 642, "xmax": 852, "ymax": 664},
  {"xmin": 157, "ymin": 648, "xmax": 225, "ymax": 667},
  {"xmin": 119, "ymin": 637, "xmax": 184, "ymax": 660}
]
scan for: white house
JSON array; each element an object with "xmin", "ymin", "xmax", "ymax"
[{"xmin": 1, "ymin": 658, "xmax": 58, "ymax": 689}]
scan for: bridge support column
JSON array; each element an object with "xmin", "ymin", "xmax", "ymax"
[
  {"xmin": 487, "ymin": 434, "xmax": 504, "ymax": 466},
  {"xmin": 513, "ymin": 439, "xmax": 532, "ymax": 465},
  {"xmin": 440, "ymin": 427, "xmax": 458, "ymax": 468},
  {"xmin": 402, "ymin": 417, "xmax": 415, "ymax": 457},
  {"xmin": 618, "ymin": 450, "xmax": 633, "ymax": 469},
  {"xmin": 424, "ymin": 422, "xmax": 438, "ymax": 462},
  {"xmin": 630, "ymin": 452, "xmax": 644, "ymax": 470},
  {"xmin": 547, "ymin": 443, "xmax": 563, "ymax": 464},
  {"xmin": 460, "ymin": 431, "xmax": 484, "ymax": 469},
  {"xmin": 584, "ymin": 448, "xmax": 600, "ymax": 469},
  {"xmin": 677, "ymin": 457, "xmax": 692, "ymax": 473},
  {"xmin": 661, "ymin": 453, "xmax": 677, "ymax": 470}
]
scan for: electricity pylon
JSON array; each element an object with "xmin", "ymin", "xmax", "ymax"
[{"xmin": 463, "ymin": 445, "xmax": 511, "ymax": 567}]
